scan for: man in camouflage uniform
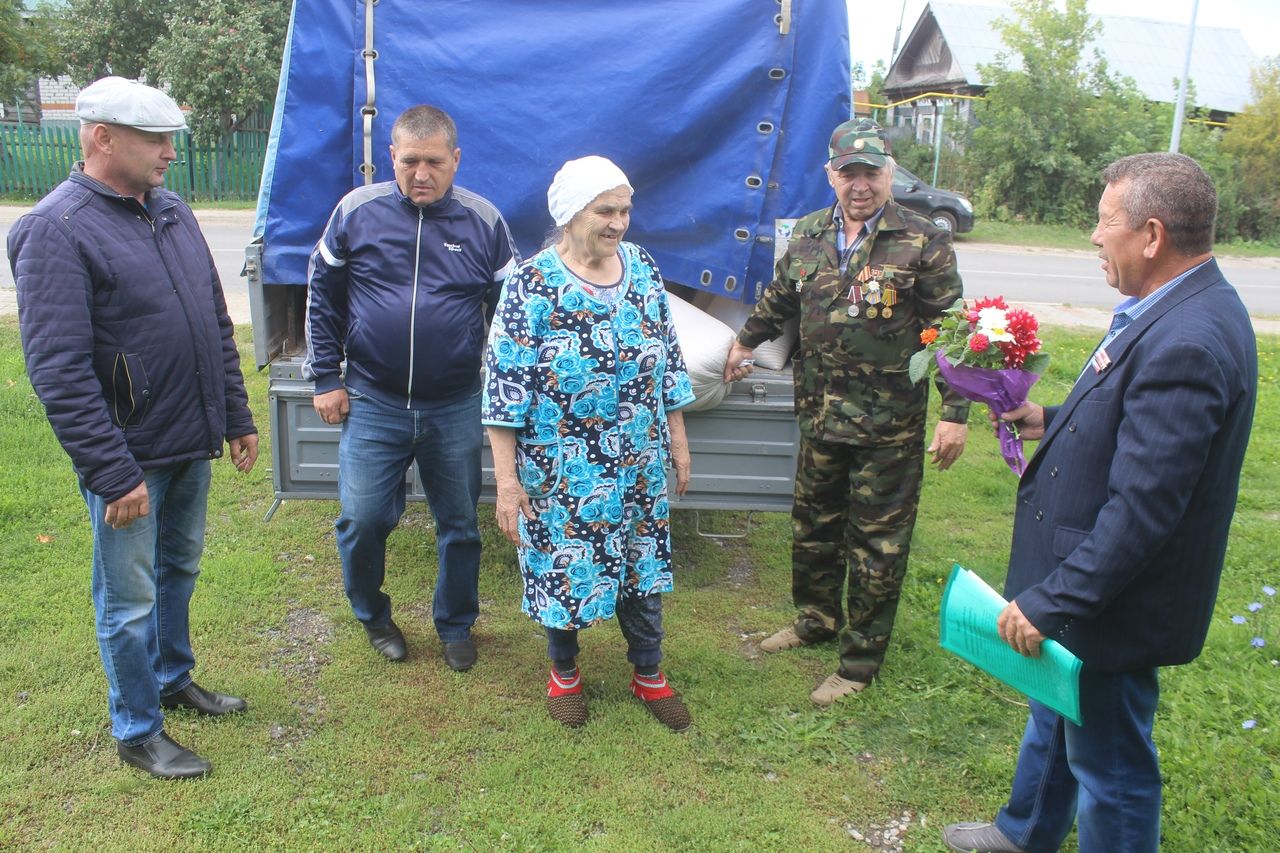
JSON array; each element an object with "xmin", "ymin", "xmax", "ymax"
[{"xmin": 725, "ymin": 119, "xmax": 969, "ymax": 705}]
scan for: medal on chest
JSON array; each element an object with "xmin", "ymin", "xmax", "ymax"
[{"xmin": 847, "ymin": 267, "xmax": 897, "ymax": 319}]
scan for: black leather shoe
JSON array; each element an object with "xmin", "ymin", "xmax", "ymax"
[
  {"xmin": 442, "ymin": 637, "xmax": 477, "ymax": 671},
  {"xmin": 117, "ymin": 730, "xmax": 212, "ymax": 779},
  {"xmin": 161, "ymin": 682, "xmax": 248, "ymax": 716},
  {"xmin": 365, "ymin": 620, "xmax": 408, "ymax": 661}
]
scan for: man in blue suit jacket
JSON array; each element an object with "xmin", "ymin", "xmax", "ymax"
[{"xmin": 944, "ymin": 154, "xmax": 1258, "ymax": 853}]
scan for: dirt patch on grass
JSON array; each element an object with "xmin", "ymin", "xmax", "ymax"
[
  {"xmin": 728, "ymin": 621, "xmax": 767, "ymax": 661},
  {"xmin": 842, "ymin": 808, "xmax": 920, "ymax": 852},
  {"xmin": 262, "ymin": 604, "xmax": 335, "ymax": 753},
  {"xmin": 266, "ymin": 604, "xmax": 334, "ymax": 682},
  {"xmin": 725, "ymin": 556, "xmax": 755, "ymax": 588}
]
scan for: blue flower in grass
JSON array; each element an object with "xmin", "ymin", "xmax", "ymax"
[
  {"xmin": 1242, "ymin": 719, "xmax": 1257, "ymax": 730},
  {"xmin": 1248, "ymin": 602, "xmax": 1263, "ymax": 612},
  {"xmin": 1252, "ymin": 637, "xmax": 1266, "ymax": 648},
  {"xmin": 1232, "ymin": 615, "xmax": 1247, "ymax": 624},
  {"xmin": 1264, "ymin": 585, "xmax": 1276, "ymax": 597}
]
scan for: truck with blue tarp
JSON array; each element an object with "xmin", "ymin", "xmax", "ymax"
[{"xmin": 246, "ymin": 0, "xmax": 852, "ymax": 521}]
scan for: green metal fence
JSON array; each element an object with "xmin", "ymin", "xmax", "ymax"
[{"xmin": 0, "ymin": 125, "xmax": 269, "ymax": 201}]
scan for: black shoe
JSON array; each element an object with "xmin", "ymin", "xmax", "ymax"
[
  {"xmin": 117, "ymin": 730, "xmax": 212, "ymax": 779},
  {"xmin": 161, "ymin": 682, "xmax": 248, "ymax": 716},
  {"xmin": 442, "ymin": 637, "xmax": 477, "ymax": 671},
  {"xmin": 365, "ymin": 620, "xmax": 408, "ymax": 661}
]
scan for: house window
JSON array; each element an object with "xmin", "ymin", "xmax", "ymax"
[{"xmin": 917, "ymin": 115, "xmax": 934, "ymax": 144}]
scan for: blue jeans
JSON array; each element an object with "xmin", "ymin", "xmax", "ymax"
[
  {"xmin": 546, "ymin": 593, "xmax": 664, "ymax": 668},
  {"xmin": 336, "ymin": 389, "xmax": 482, "ymax": 642},
  {"xmin": 82, "ymin": 460, "xmax": 210, "ymax": 745},
  {"xmin": 995, "ymin": 667, "xmax": 1161, "ymax": 853}
]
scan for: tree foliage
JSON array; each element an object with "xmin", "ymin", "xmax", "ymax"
[
  {"xmin": 149, "ymin": 4, "xmax": 289, "ymax": 142},
  {"xmin": 967, "ymin": 0, "xmax": 1151, "ymax": 226},
  {"xmin": 48, "ymin": 0, "xmax": 174, "ymax": 84},
  {"xmin": 1221, "ymin": 58, "xmax": 1280, "ymax": 240},
  {"xmin": 1, "ymin": 1, "xmax": 60, "ymax": 103},
  {"xmin": 48, "ymin": 0, "xmax": 288, "ymax": 143}
]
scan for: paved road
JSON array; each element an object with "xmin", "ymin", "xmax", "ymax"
[
  {"xmin": 956, "ymin": 242, "xmax": 1280, "ymax": 319},
  {"xmin": 2, "ymin": 206, "xmax": 1277, "ymax": 330}
]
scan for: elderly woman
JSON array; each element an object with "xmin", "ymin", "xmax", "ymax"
[{"xmin": 483, "ymin": 156, "xmax": 695, "ymax": 731}]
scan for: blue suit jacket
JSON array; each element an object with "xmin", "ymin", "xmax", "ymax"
[{"xmin": 1005, "ymin": 259, "xmax": 1257, "ymax": 672}]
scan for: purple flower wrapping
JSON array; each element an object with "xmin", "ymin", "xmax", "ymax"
[{"xmin": 935, "ymin": 350, "xmax": 1042, "ymax": 476}]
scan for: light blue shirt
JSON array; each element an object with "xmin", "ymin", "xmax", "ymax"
[
  {"xmin": 834, "ymin": 204, "xmax": 885, "ymax": 275},
  {"xmin": 1083, "ymin": 259, "xmax": 1211, "ymax": 377}
]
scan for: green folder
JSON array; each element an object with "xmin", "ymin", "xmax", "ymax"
[{"xmin": 939, "ymin": 563, "xmax": 1083, "ymax": 726}]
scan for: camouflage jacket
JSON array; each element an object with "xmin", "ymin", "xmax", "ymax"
[{"xmin": 739, "ymin": 200, "xmax": 969, "ymax": 446}]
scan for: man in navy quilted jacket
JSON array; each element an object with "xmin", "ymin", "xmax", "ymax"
[
  {"xmin": 305, "ymin": 105, "xmax": 518, "ymax": 671},
  {"xmin": 9, "ymin": 78, "xmax": 258, "ymax": 780}
]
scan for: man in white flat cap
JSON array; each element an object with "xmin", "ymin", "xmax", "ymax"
[
  {"xmin": 8, "ymin": 76, "xmax": 259, "ymax": 779},
  {"xmin": 305, "ymin": 104, "xmax": 517, "ymax": 671}
]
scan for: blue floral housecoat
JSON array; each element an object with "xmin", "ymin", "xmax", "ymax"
[{"xmin": 482, "ymin": 242, "xmax": 696, "ymax": 630}]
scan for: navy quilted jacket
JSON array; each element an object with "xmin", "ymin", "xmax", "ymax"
[{"xmin": 9, "ymin": 169, "xmax": 256, "ymax": 503}]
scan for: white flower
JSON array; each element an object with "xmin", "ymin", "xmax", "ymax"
[{"xmin": 976, "ymin": 307, "xmax": 1015, "ymax": 343}]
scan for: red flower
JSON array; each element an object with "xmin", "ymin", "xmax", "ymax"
[
  {"xmin": 997, "ymin": 308, "xmax": 1042, "ymax": 368},
  {"xmin": 972, "ymin": 295, "xmax": 1010, "ymax": 311},
  {"xmin": 969, "ymin": 333, "xmax": 990, "ymax": 353}
]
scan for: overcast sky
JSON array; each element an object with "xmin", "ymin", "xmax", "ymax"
[{"xmin": 849, "ymin": 0, "xmax": 1280, "ymax": 73}]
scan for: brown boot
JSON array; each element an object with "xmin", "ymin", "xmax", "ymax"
[
  {"xmin": 810, "ymin": 672, "xmax": 869, "ymax": 706},
  {"xmin": 760, "ymin": 626, "xmax": 810, "ymax": 653}
]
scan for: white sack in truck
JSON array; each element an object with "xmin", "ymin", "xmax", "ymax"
[
  {"xmin": 700, "ymin": 295, "xmax": 798, "ymax": 371},
  {"xmin": 666, "ymin": 292, "xmax": 733, "ymax": 411}
]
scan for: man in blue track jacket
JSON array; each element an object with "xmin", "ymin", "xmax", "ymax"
[
  {"xmin": 9, "ymin": 78, "xmax": 259, "ymax": 780},
  {"xmin": 305, "ymin": 105, "xmax": 517, "ymax": 670},
  {"xmin": 943, "ymin": 155, "xmax": 1257, "ymax": 852}
]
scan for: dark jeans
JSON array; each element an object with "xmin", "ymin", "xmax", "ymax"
[
  {"xmin": 546, "ymin": 592, "xmax": 664, "ymax": 668},
  {"xmin": 995, "ymin": 667, "xmax": 1162, "ymax": 853},
  {"xmin": 336, "ymin": 389, "xmax": 482, "ymax": 642}
]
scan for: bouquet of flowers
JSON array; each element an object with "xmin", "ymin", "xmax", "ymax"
[{"xmin": 909, "ymin": 296, "xmax": 1050, "ymax": 476}]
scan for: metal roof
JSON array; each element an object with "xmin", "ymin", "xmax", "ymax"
[{"xmin": 899, "ymin": 1, "xmax": 1259, "ymax": 113}]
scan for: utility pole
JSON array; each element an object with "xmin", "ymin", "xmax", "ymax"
[
  {"xmin": 890, "ymin": 0, "xmax": 910, "ymax": 66},
  {"xmin": 1170, "ymin": 0, "xmax": 1201, "ymax": 153}
]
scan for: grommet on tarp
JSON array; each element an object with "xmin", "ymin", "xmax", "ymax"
[
  {"xmin": 733, "ymin": 228, "xmax": 750, "ymax": 241},
  {"xmin": 757, "ymin": 121, "xmax": 775, "ymax": 134},
  {"xmin": 768, "ymin": 68, "xmax": 786, "ymax": 81},
  {"xmin": 700, "ymin": 270, "xmax": 713, "ymax": 286},
  {"xmin": 724, "ymin": 276, "xmax": 738, "ymax": 292},
  {"xmin": 745, "ymin": 175, "xmax": 763, "ymax": 189}
]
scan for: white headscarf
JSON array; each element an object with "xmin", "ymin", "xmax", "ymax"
[{"xmin": 547, "ymin": 155, "xmax": 633, "ymax": 227}]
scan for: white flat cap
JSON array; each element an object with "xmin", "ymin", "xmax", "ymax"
[{"xmin": 76, "ymin": 76, "xmax": 187, "ymax": 133}]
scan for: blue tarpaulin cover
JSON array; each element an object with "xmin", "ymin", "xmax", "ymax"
[{"xmin": 256, "ymin": 0, "xmax": 850, "ymax": 302}]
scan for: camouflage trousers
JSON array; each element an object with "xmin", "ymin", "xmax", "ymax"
[{"xmin": 789, "ymin": 433, "xmax": 925, "ymax": 682}]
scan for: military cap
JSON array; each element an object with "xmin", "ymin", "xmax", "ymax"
[{"xmin": 828, "ymin": 118, "xmax": 889, "ymax": 170}]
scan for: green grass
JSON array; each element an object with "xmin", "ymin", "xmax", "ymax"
[
  {"xmin": 961, "ymin": 220, "xmax": 1280, "ymax": 259},
  {"xmin": 1, "ymin": 317, "xmax": 1277, "ymax": 851}
]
